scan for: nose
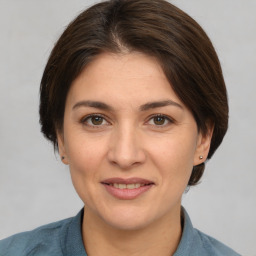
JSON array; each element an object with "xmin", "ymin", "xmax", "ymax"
[{"xmin": 107, "ymin": 125, "xmax": 146, "ymax": 170}]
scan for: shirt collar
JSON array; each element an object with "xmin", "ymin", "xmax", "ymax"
[
  {"xmin": 61, "ymin": 208, "xmax": 87, "ymax": 256},
  {"xmin": 173, "ymin": 206, "xmax": 195, "ymax": 255},
  {"xmin": 61, "ymin": 207, "xmax": 195, "ymax": 256}
]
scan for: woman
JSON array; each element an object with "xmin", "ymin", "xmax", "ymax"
[{"xmin": 0, "ymin": 0, "xmax": 240, "ymax": 255}]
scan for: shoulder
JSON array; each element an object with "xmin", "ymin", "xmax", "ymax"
[
  {"xmin": 193, "ymin": 228, "xmax": 241, "ymax": 256},
  {"xmin": 0, "ymin": 217, "xmax": 73, "ymax": 256}
]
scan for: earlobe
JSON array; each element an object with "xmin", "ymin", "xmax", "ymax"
[
  {"xmin": 57, "ymin": 132, "xmax": 69, "ymax": 165},
  {"xmin": 193, "ymin": 125, "xmax": 214, "ymax": 166}
]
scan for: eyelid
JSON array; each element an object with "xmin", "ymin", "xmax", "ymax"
[
  {"xmin": 80, "ymin": 113, "xmax": 111, "ymax": 126},
  {"xmin": 146, "ymin": 114, "xmax": 175, "ymax": 126},
  {"xmin": 80, "ymin": 113, "xmax": 175, "ymax": 127}
]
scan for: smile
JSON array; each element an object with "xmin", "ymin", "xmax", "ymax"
[
  {"xmin": 111, "ymin": 183, "xmax": 147, "ymax": 189},
  {"xmin": 101, "ymin": 178, "xmax": 154, "ymax": 200}
]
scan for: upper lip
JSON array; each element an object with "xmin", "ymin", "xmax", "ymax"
[{"xmin": 101, "ymin": 177, "xmax": 155, "ymax": 185}]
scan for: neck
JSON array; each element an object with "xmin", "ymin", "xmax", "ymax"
[{"xmin": 82, "ymin": 206, "xmax": 182, "ymax": 256}]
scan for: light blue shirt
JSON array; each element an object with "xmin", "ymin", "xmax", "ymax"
[{"xmin": 0, "ymin": 208, "xmax": 240, "ymax": 256}]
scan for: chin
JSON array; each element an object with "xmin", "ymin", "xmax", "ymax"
[
  {"xmin": 97, "ymin": 205, "xmax": 159, "ymax": 231},
  {"xmin": 105, "ymin": 215, "xmax": 153, "ymax": 231}
]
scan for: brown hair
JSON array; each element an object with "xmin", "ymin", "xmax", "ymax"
[{"xmin": 39, "ymin": 0, "xmax": 228, "ymax": 186}]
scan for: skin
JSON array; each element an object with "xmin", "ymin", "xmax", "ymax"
[{"xmin": 57, "ymin": 52, "xmax": 213, "ymax": 256}]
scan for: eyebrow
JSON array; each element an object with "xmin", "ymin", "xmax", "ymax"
[
  {"xmin": 72, "ymin": 100, "xmax": 114, "ymax": 111},
  {"xmin": 72, "ymin": 99, "xmax": 183, "ymax": 111},
  {"xmin": 139, "ymin": 100, "xmax": 183, "ymax": 111}
]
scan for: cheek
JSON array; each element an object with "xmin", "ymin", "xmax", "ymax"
[
  {"xmin": 65, "ymin": 129, "xmax": 106, "ymax": 167},
  {"xmin": 148, "ymin": 132, "xmax": 197, "ymax": 181},
  {"xmin": 64, "ymin": 133, "xmax": 113, "ymax": 201},
  {"xmin": 64, "ymin": 133, "xmax": 106, "ymax": 187},
  {"xmin": 65, "ymin": 136, "xmax": 107, "ymax": 204},
  {"xmin": 67, "ymin": 142, "xmax": 102, "ymax": 175}
]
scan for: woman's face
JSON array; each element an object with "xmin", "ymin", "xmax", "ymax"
[{"xmin": 58, "ymin": 52, "xmax": 211, "ymax": 230}]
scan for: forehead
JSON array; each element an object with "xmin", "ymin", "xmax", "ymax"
[{"xmin": 67, "ymin": 52, "xmax": 184, "ymax": 109}]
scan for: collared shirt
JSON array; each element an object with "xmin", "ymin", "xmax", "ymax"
[{"xmin": 0, "ymin": 208, "xmax": 240, "ymax": 256}]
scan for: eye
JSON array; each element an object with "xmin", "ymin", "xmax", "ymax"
[
  {"xmin": 147, "ymin": 115, "xmax": 173, "ymax": 126},
  {"xmin": 82, "ymin": 114, "xmax": 109, "ymax": 127}
]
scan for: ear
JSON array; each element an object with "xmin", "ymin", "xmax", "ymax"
[
  {"xmin": 193, "ymin": 124, "xmax": 214, "ymax": 166},
  {"xmin": 56, "ymin": 131, "xmax": 69, "ymax": 165}
]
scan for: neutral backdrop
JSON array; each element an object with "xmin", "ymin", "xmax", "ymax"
[{"xmin": 0, "ymin": 0, "xmax": 255, "ymax": 255}]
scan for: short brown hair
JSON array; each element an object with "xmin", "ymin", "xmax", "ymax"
[{"xmin": 39, "ymin": 0, "xmax": 228, "ymax": 186}]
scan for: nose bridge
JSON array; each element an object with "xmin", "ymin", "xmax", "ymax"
[{"xmin": 108, "ymin": 121, "xmax": 145, "ymax": 169}]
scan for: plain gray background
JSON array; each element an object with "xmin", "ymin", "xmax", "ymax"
[{"xmin": 0, "ymin": 0, "xmax": 255, "ymax": 255}]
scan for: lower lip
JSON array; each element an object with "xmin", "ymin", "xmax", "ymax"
[{"xmin": 102, "ymin": 184, "xmax": 153, "ymax": 200}]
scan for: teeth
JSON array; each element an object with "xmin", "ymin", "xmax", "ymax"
[
  {"xmin": 119, "ymin": 184, "xmax": 126, "ymax": 189},
  {"xmin": 135, "ymin": 183, "xmax": 141, "ymax": 188},
  {"xmin": 127, "ymin": 184, "xmax": 135, "ymax": 189},
  {"xmin": 113, "ymin": 183, "xmax": 145, "ymax": 189}
]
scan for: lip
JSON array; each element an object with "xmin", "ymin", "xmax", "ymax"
[
  {"xmin": 101, "ymin": 177, "xmax": 155, "ymax": 200},
  {"xmin": 101, "ymin": 177, "xmax": 154, "ymax": 185}
]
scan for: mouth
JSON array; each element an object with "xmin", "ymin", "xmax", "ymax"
[
  {"xmin": 101, "ymin": 177, "xmax": 155, "ymax": 200},
  {"xmin": 107, "ymin": 183, "xmax": 150, "ymax": 189}
]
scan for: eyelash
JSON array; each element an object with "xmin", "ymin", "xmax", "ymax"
[
  {"xmin": 80, "ymin": 114, "xmax": 174, "ymax": 128},
  {"xmin": 147, "ymin": 114, "xmax": 174, "ymax": 127},
  {"xmin": 81, "ymin": 114, "xmax": 110, "ymax": 127}
]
